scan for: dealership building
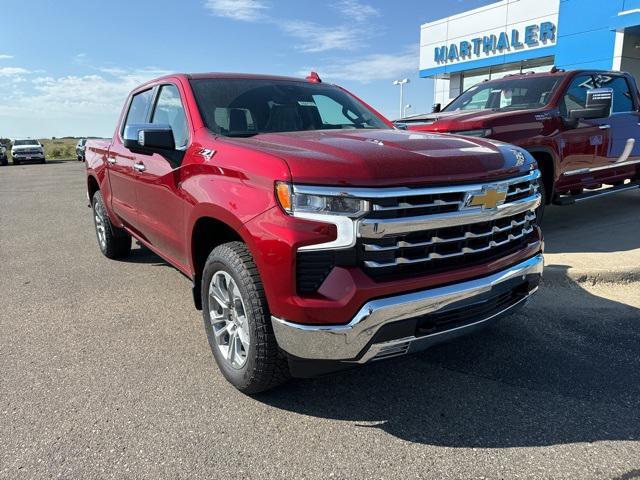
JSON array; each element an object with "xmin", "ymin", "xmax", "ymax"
[{"xmin": 420, "ymin": 0, "xmax": 640, "ymax": 107}]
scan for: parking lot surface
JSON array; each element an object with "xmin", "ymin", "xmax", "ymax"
[{"xmin": 1, "ymin": 162, "xmax": 639, "ymax": 480}]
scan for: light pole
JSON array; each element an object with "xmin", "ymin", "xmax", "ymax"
[{"xmin": 393, "ymin": 78, "xmax": 410, "ymax": 119}]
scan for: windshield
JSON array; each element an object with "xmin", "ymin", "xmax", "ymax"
[
  {"xmin": 14, "ymin": 140, "xmax": 39, "ymax": 146},
  {"xmin": 190, "ymin": 79, "xmax": 389, "ymax": 137},
  {"xmin": 444, "ymin": 76, "xmax": 560, "ymax": 112}
]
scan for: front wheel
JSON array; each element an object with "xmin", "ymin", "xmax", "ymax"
[
  {"xmin": 536, "ymin": 177, "xmax": 546, "ymax": 223},
  {"xmin": 92, "ymin": 191, "xmax": 131, "ymax": 259},
  {"xmin": 201, "ymin": 242, "xmax": 289, "ymax": 394}
]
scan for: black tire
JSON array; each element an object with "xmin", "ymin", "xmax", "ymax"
[
  {"xmin": 77, "ymin": 155, "xmax": 82, "ymax": 161},
  {"xmin": 91, "ymin": 190, "xmax": 131, "ymax": 259},
  {"xmin": 201, "ymin": 242, "xmax": 290, "ymax": 394},
  {"xmin": 0, "ymin": 158, "xmax": 7, "ymax": 166},
  {"xmin": 13, "ymin": 159, "xmax": 20, "ymax": 166},
  {"xmin": 536, "ymin": 177, "xmax": 546, "ymax": 223}
]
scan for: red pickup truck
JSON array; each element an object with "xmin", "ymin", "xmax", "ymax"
[
  {"xmin": 399, "ymin": 69, "xmax": 640, "ymax": 215},
  {"xmin": 85, "ymin": 72, "xmax": 543, "ymax": 393}
]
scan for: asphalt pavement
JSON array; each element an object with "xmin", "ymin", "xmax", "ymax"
[{"xmin": 1, "ymin": 162, "xmax": 639, "ymax": 480}]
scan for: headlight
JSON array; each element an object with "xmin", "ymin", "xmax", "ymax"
[
  {"xmin": 275, "ymin": 182, "xmax": 368, "ymax": 251},
  {"xmin": 275, "ymin": 182, "xmax": 368, "ymax": 217},
  {"xmin": 455, "ymin": 128, "xmax": 492, "ymax": 138}
]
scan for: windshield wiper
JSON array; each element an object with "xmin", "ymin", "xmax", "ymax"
[{"xmin": 224, "ymin": 131, "xmax": 260, "ymax": 138}]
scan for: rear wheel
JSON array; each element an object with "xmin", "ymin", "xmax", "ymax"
[
  {"xmin": 92, "ymin": 190, "xmax": 131, "ymax": 259},
  {"xmin": 201, "ymin": 242, "xmax": 289, "ymax": 394}
]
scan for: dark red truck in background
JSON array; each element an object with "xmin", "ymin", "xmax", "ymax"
[
  {"xmin": 85, "ymin": 72, "xmax": 543, "ymax": 393},
  {"xmin": 398, "ymin": 69, "xmax": 640, "ymax": 215}
]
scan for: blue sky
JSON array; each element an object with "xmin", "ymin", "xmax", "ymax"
[{"xmin": 0, "ymin": 0, "xmax": 495, "ymax": 138}]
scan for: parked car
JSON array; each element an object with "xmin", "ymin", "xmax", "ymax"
[
  {"xmin": 0, "ymin": 143, "xmax": 7, "ymax": 166},
  {"xmin": 76, "ymin": 138, "xmax": 87, "ymax": 161},
  {"xmin": 396, "ymin": 68, "xmax": 640, "ymax": 217},
  {"xmin": 85, "ymin": 72, "xmax": 543, "ymax": 393},
  {"xmin": 12, "ymin": 139, "xmax": 46, "ymax": 165}
]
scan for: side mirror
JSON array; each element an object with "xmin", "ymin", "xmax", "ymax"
[
  {"xmin": 568, "ymin": 88, "xmax": 613, "ymax": 120},
  {"xmin": 123, "ymin": 123, "xmax": 175, "ymax": 152},
  {"xmin": 394, "ymin": 122, "xmax": 408, "ymax": 130},
  {"xmin": 432, "ymin": 103, "xmax": 442, "ymax": 113}
]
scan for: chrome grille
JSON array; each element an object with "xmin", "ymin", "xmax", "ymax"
[{"xmin": 357, "ymin": 170, "xmax": 541, "ymax": 279}]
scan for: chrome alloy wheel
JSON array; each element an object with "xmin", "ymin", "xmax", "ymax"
[
  {"xmin": 209, "ymin": 271, "xmax": 250, "ymax": 369},
  {"xmin": 94, "ymin": 204, "xmax": 107, "ymax": 250}
]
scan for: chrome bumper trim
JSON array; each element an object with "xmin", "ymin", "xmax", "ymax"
[
  {"xmin": 359, "ymin": 194, "xmax": 541, "ymax": 238},
  {"xmin": 271, "ymin": 254, "xmax": 543, "ymax": 361}
]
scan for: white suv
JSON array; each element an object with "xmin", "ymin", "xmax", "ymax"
[{"xmin": 12, "ymin": 139, "xmax": 45, "ymax": 165}]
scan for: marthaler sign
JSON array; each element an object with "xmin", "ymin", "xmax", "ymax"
[{"xmin": 434, "ymin": 22, "xmax": 556, "ymax": 64}]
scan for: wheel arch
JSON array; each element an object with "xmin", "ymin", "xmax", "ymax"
[
  {"xmin": 189, "ymin": 210, "xmax": 250, "ymax": 310},
  {"xmin": 525, "ymin": 146, "xmax": 557, "ymax": 204},
  {"xmin": 87, "ymin": 174, "xmax": 100, "ymax": 202}
]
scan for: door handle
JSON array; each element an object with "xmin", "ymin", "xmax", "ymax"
[
  {"xmin": 107, "ymin": 157, "xmax": 117, "ymax": 164},
  {"xmin": 599, "ymin": 124, "xmax": 611, "ymax": 130},
  {"xmin": 133, "ymin": 162, "xmax": 146, "ymax": 172}
]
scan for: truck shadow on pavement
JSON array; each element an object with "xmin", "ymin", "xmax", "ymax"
[
  {"xmin": 260, "ymin": 266, "xmax": 640, "ymax": 448},
  {"xmin": 542, "ymin": 191, "xmax": 640, "ymax": 254}
]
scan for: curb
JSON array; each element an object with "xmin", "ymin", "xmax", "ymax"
[{"xmin": 543, "ymin": 264, "xmax": 640, "ymax": 286}]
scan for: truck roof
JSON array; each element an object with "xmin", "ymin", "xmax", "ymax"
[
  {"xmin": 482, "ymin": 68, "xmax": 625, "ymax": 82},
  {"xmin": 137, "ymin": 72, "xmax": 319, "ymax": 89}
]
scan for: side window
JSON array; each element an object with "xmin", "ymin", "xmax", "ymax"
[
  {"xmin": 151, "ymin": 85, "xmax": 189, "ymax": 148},
  {"xmin": 593, "ymin": 74, "xmax": 634, "ymax": 113},
  {"xmin": 559, "ymin": 75, "xmax": 593, "ymax": 117},
  {"xmin": 122, "ymin": 89, "xmax": 153, "ymax": 134}
]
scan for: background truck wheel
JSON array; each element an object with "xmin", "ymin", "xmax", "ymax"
[
  {"xmin": 91, "ymin": 190, "xmax": 131, "ymax": 259},
  {"xmin": 201, "ymin": 242, "xmax": 290, "ymax": 394}
]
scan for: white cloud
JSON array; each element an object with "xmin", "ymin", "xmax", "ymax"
[
  {"xmin": 333, "ymin": 0, "xmax": 380, "ymax": 23},
  {"xmin": 0, "ymin": 67, "xmax": 171, "ymax": 137},
  {"xmin": 0, "ymin": 54, "xmax": 14, "ymax": 60},
  {"xmin": 203, "ymin": 0, "xmax": 269, "ymax": 21},
  {"xmin": 0, "ymin": 67, "xmax": 29, "ymax": 76},
  {"xmin": 299, "ymin": 47, "xmax": 418, "ymax": 84},
  {"xmin": 281, "ymin": 21, "xmax": 361, "ymax": 52}
]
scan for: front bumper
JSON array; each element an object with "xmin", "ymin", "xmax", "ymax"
[
  {"xmin": 13, "ymin": 153, "xmax": 44, "ymax": 159},
  {"xmin": 272, "ymin": 254, "xmax": 543, "ymax": 363}
]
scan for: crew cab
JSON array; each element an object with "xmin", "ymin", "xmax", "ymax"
[
  {"xmin": 85, "ymin": 72, "xmax": 543, "ymax": 393},
  {"xmin": 12, "ymin": 139, "xmax": 46, "ymax": 165},
  {"xmin": 398, "ymin": 69, "xmax": 640, "ymax": 213}
]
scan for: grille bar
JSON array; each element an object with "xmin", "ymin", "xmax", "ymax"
[
  {"xmin": 363, "ymin": 212, "xmax": 535, "ymax": 252},
  {"xmin": 364, "ymin": 226, "xmax": 535, "ymax": 268}
]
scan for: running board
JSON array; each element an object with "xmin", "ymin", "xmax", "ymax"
[{"xmin": 553, "ymin": 181, "xmax": 640, "ymax": 206}]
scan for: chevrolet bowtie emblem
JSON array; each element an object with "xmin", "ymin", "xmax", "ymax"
[{"xmin": 467, "ymin": 188, "xmax": 507, "ymax": 210}]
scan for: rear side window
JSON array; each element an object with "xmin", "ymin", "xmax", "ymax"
[
  {"xmin": 559, "ymin": 75, "xmax": 592, "ymax": 117},
  {"xmin": 151, "ymin": 85, "xmax": 189, "ymax": 148},
  {"xmin": 592, "ymin": 74, "xmax": 635, "ymax": 113},
  {"xmin": 122, "ymin": 89, "xmax": 153, "ymax": 133}
]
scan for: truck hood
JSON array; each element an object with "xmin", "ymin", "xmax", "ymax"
[
  {"xmin": 405, "ymin": 109, "xmax": 535, "ymax": 132},
  {"xmin": 229, "ymin": 129, "xmax": 531, "ymax": 187}
]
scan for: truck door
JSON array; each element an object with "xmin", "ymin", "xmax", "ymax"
[
  {"xmin": 107, "ymin": 88, "xmax": 154, "ymax": 232},
  {"xmin": 557, "ymin": 74, "xmax": 602, "ymax": 177},
  {"xmin": 133, "ymin": 83, "xmax": 190, "ymax": 269},
  {"xmin": 589, "ymin": 74, "xmax": 640, "ymax": 175}
]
